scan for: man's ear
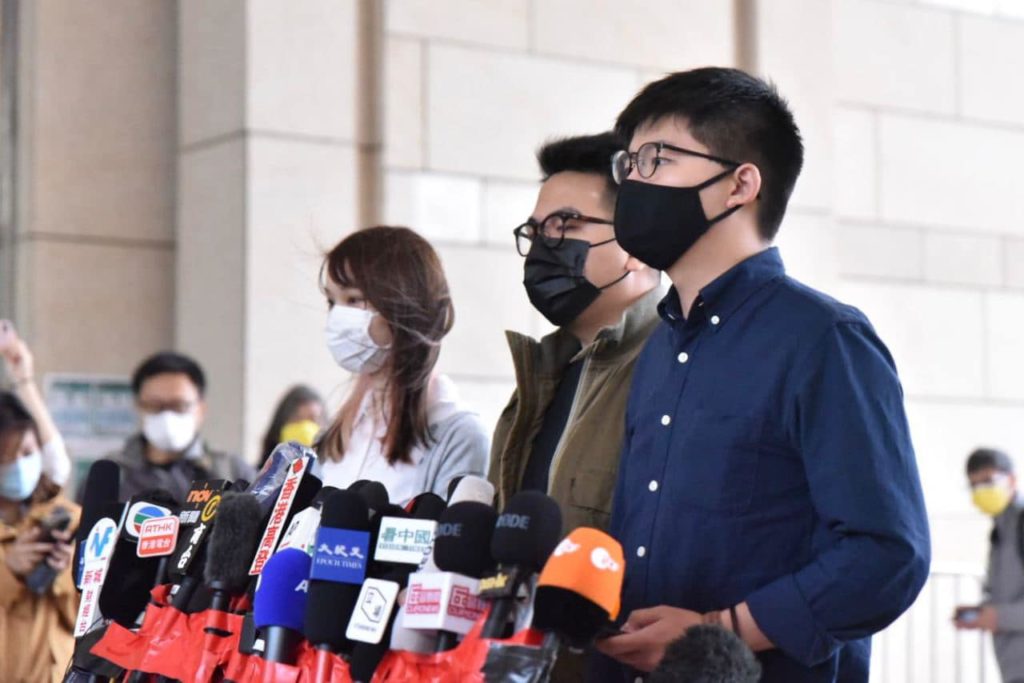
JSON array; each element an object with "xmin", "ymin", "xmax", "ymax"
[
  {"xmin": 195, "ymin": 399, "xmax": 208, "ymax": 427},
  {"xmin": 726, "ymin": 163, "xmax": 762, "ymax": 208}
]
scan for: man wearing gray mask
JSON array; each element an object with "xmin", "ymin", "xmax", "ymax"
[{"xmin": 98, "ymin": 351, "xmax": 254, "ymax": 503}]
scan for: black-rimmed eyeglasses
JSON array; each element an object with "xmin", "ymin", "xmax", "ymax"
[
  {"xmin": 513, "ymin": 211, "xmax": 615, "ymax": 257},
  {"xmin": 611, "ymin": 141, "xmax": 740, "ymax": 185}
]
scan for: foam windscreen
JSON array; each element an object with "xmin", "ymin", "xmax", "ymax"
[
  {"xmin": 253, "ymin": 548, "xmax": 312, "ymax": 631},
  {"xmin": 408, "ymin": 492, "xmax": 447, "ymax": 521},
  {"xmin": 350, "ymin": 480, "xmax": 389, "ymax": 515},
  {"xmin": 204, "ymin": 492, "xmax": 263, "ymax": 592},
  {"xmin": 490, "ymin": 491, "xmax": 563, "ymax": 571},
  {"xmin": 447, "ymin": 475, "xmax": 495, "ymax": 506},
  {"xmin": 433, "ymin": 502, "xmax": 497, "ymax": 578}
]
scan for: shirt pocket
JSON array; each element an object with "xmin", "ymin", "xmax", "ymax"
[
  {"xmin": 569, "ymin": 468, "xmax": 617, "ymax": 519},
  {"xmin": 671, "ymin": 410, "xmax": 762, "ymax": 515}
]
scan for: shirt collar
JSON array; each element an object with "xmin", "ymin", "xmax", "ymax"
[{"xmin": 658, "ymin": 247, "xmax": 785, "ymax": 332}]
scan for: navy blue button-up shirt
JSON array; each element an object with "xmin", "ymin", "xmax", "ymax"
[{"xmin": 605, "ymin": 248, "xmax": 930, "ymax": 682}]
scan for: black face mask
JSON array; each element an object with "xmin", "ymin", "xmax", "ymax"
[
  {"xmin": 523, "ymin": 237, "xmax": 627, "ymax": 327},
  {"xmin": 613, "ymin": 170, "xmax": 741, "ymax": 271}
]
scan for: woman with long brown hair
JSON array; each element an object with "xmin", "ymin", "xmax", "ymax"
[{"xmin": 316, "ymin": 226, "xmax": 489, "ymax": 504}]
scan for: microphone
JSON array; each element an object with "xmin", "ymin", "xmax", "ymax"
[
  {"xmin": 350, "ymin": 479, "xmax": 389, "ymax": 516},
  {"xmin": 479, "ymin": 491, "xmax": 563, "ymax": 638},
  {"xmin": 648, "ymin": 624, "xmax": 762, "ymax": 683},
  {"xmin": 447, "ymin": 475, "xmax": 495, "ymax": 506},
  {"xmin": 74, "ymin": 459, "xmax": 121, "ymax": 588},
  {"xmin": 531, "ymin": 527, "xmax": 625, "ymax": 648},
  {"xmin": 97, "ymin": 490, "xmax": 179, "ymax": 627},
  {"xmin": 406, "ymin": 492, "xmax": 447, "ymax": 520},
  {"xmin": 72, "ymin": 504, "xmax": 123, "ymax": 638},
  {"xmin": 247, "ymin": 442, "xmax": 316, "ymax": 516},
  {"xmin": 303, "ymin": 490, "xmax": 372, "ymax": 661},
  {"xmin": 349, "ymin": 504, "xmax": 438, "ymax": 681},
  {"xmin": 253, "ymin": 547, "xmax": 312, "ymax": 665},
  {"xmin": 166, "ymin": 480, "xmax": 231, "ymax": 611},
  {"xmin": 248, "ymin": 453, "xmax": 321, "ymax": 577},
  {"xmin": 203, "ymin": 492, "xmax": 263, "ymax": 610},
  {"xmin": 401, "ymin": 501, "xmax": 498, "ymax": 651}
]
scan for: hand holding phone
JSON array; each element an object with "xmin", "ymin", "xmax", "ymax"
[
  {"xmin": 36, "ymin": 506, "xmax": 73, "ymax": 543},
  {"xmin": 955, "ymin": 606, "xmax": 981, "ymax": 626}
]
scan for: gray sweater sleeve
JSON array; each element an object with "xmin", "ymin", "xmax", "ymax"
[{"xmin": 423, "ymin": 411, "xmax": 492, "ymax": 498}]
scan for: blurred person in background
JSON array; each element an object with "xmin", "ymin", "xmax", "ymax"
[
  {"xmin": 316, "ymin": 226, "xmax": 489, "ymax": 504},
  {"xmin": 259, "ymin": 384, "xmax": 325, "ymax": 467},
  {"xmin": 490, "ymin": 132, "xmax": 663, "ymax": 538},
  {"xmin": 956, "ymin": 448, "xmax": 1024, "ymax": 683},
  {"xmin": 0, "ymin": 391, "xmax": 79, "ymax": 683},
  {"xmin": 100, "ymin": 351, "xmax": 255, "ymax": 504},
  {"xmin": 1, "ymin": 320, "xmax": 72, "ymax": 489}
]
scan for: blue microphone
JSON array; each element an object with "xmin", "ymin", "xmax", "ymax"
[{"xmin": 253, "ymin": 548, "xmax": 312, "ymax": 664}]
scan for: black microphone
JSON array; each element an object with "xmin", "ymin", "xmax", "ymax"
[
  {"xmin": 406, "ymin": 492, "xmax": 447, "ymax": 520},
  {"xmin": 166, "ymin": 479, "xmax": 231, "ymax": 611},
  {"xmin": 648, "ymin": 624, "xmax": 762, "ymax": 683},
  {"xmin": 479, "ymin": 491, "xmax": 562, "ymax": 638},
  {"xmin": 97, "ymin": 490, "xmax": 179, "ymax": 627},
  {"xmin": 303, "ymin": 490, "xmax": 372, "ymax": 655},
  {"xmin": 349, "ymin": 479, "xmax": 389, "ymax": 516},
  {"xmin": 348, "ymin": 505, "xmax": 425, "ymax": 681},
  {"xmin": 253, "ymin": 547, "xmax": 312, "ymax": 664},
  {"xmin": 203, "ymin": 492, "xmax": 263, "ymax": 610},
  {"xmin": 74, "ymin": 459, "xmax": 121, "ymax": 588}
]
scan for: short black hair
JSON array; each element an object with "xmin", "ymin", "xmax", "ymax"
[
  {"xmin": 967, "ymin": 448, "xmax": 1014, "ymax": 476},
  {"xmin": 131, "ymin": 351, "xmax": 206, "ymax": 397},
  {"xmin": 615, "ymin": 67, "xmax": 804, "ymax": 241},
  {"xmin": 537, "ymin": 132, "xmax": 624, "ymax": 207}
]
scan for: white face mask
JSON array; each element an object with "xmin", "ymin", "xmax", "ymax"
[
  {"xmin": 0, "ymin": 450, "xmax": 42, "ymax": 500},
  {"xmin": 325, "ymin": 305, "xmax": 389, "ymax": 374},
  {"xmin": 143, "ymin": 410, "xmax": 198, "ymax": 453}
]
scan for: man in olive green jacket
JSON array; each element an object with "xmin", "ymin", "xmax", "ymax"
[{"xmin": 491, "ymin": 132, "xmax": 663, "ymax": 534}]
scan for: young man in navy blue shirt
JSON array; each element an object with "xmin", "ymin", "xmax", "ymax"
[{"xmin": 594, "ymin": 68, "xmax": 930, "ymax": 682}]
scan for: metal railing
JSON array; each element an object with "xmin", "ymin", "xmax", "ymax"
[{"xmin": 870, "ymin": 567, "xmax": 1001, "ymax": 682}]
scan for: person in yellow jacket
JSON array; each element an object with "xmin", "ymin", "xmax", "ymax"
[{"xmin": 0, "ymin": 390, "xmax": 79, "ymax": 683}]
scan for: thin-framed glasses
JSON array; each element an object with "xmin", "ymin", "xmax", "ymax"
[
  {"xmin": 611, "ymin": 141, "xmax": 740, "ymax": 185},
  {"xmin": 513, "ymin": 211, "xmax": 614, "ymax": 257}
]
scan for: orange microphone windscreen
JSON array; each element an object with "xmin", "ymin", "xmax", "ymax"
[{"xmin": 537, "ymin": 527, "xmax": 625, "ymax": 620}]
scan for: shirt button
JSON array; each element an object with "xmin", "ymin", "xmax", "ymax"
[
  {"xmin": 660, "ymin": 415, "xmax": 671, "ymax": 426},
  {"xmin": 711, "ymin": 314, "xmax": 721, "ymax": 326},
  {"xmin": 649, "ymin": 480, "xmax": 659, "ymax": 492},
  {"xmin": 677, "ymin": 352, "xmax": 689, "ymax": 364},
  {"xmin": 637, "ymin": 546, "xmax": 646, "ymax": 558}
]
